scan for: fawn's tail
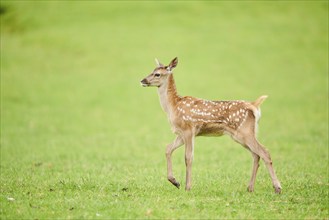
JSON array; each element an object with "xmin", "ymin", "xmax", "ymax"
[{"xmin": 252, "ymin": 95, "xmax": 268, "ymax": 108}]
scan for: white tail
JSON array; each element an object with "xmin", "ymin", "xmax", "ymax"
[{"xmin": 140, "ymin": 57, "xmax": 281, "ymax": 193}]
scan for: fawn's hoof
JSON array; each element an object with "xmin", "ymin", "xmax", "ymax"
[
  {"xmin": 247, "ymin": 185, "xmax": 254, "ymax": 192},
  {"xmin": 274, "ymin": 186, "xmax": 282, "ymax": 194},
  {"xmin": 168, "ymin": 178, "xmax": 180, "ymax": 189},
  {"xmin": 185, "ymin": 186, "xmax": 191, "ymax": 191}
]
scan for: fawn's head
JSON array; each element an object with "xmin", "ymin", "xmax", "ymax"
[{"xmin": 141, "ymin": 57, "xmax": 178, "ymax": 87}]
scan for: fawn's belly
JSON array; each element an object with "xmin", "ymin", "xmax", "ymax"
[{"xmin": 196, "ymin": 123, "xmax": 226, "ymax": 136}]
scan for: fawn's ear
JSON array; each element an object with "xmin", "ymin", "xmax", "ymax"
[
  {"xmin": 155, "ymin": 58, "xmax": 164, "ymax": 67},
  {"xmin": 167, "ymin": 57, "xmax": 178, "ymax": 71}
]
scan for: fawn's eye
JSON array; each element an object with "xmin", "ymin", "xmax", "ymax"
[{"xmin": 154, "ymin": 73, "xmax": 161, "ymax": 77}]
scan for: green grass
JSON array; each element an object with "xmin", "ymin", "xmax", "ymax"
[{"xmin": 1, "ymin": 1, "xmax": 328, "ymax": 219}]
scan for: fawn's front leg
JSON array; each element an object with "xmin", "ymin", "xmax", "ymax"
[
  {"xmin": 166, "ymin": 136, "xmax": 184, "ymax": 188},
  {"xmin": 183, "ymin": 132, "xmax": 195, "ymax": 191}
]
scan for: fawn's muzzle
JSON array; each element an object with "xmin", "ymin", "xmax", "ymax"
[{"xmin": 140, "ymin": 78, "xmax": 149, "ymax": 87}]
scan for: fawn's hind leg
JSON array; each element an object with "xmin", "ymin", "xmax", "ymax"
[
  {"xmin": 245, "ymin": 136, "xmax": 282, "ymax": 193},
  {"xmin": 232, "ymin": 129, "xmax": 282, "ymax": 194},
  {"xmin": 247, "ymin": 152, "xmax": 260, "ymax": 192}
]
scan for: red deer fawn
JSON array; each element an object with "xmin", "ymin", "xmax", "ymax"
[{"xmin": 140, "ymin": 57, "xmax": 282, "ymax": 193}]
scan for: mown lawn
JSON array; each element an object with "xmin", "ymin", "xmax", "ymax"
[{"xmin": 1, "ymin": 1, "xmax": 328, "ymax": 219}]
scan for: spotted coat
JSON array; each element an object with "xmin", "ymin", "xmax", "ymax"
[{"xmin": 174, "ymin": 96, "xmax": 253, "ymax": 136}]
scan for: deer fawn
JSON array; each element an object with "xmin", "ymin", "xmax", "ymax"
[{"xmin": 140, "ymin": 57, "xmax": 282, "ymax": 193}]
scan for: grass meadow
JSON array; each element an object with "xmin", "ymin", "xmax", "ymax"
[{"xmin": 1, "ymin": 1, "xmax": 328, "ymax": 219}]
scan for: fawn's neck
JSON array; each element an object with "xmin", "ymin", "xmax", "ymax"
[{"xmin": 157, "ymin": 74, "xmax": 180, "ymax": 115}]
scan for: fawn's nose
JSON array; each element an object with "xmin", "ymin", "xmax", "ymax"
[{"xmin": 140, "ymin": 78, "xmax": 149, "ymax": 87}]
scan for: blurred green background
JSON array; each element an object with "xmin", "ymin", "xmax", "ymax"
[{"xmin": 1, "ymin": 1, "xmax": 328, "ymax": 219}]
